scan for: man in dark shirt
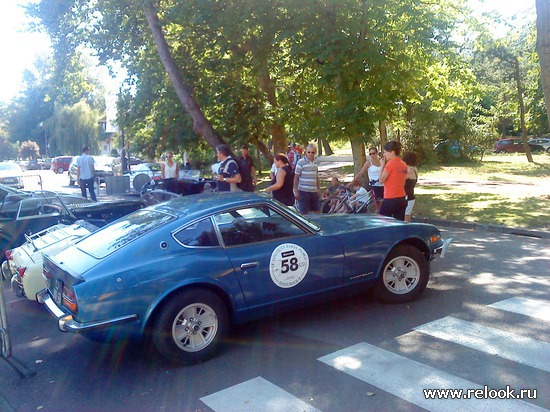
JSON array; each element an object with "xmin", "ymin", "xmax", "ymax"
[
  {"xmin": 237, "ymin": 144, "xmax": 256, "ymax": 192},
  {"xmin": 216, "ymin": 144, "xmax": 242, "ymax": 192}
]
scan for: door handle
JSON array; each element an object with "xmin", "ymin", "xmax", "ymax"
[{"xmin": 240, "ymin": 262, "xmax": 259, "ymax": 270}]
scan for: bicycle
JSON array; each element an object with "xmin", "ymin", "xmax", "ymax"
[{"xmin": 321, "ymin": 188, "xmax": 379, "ymax": 214}]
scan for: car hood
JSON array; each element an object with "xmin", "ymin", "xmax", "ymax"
[{"xmin": 308, "ymin": 213, "xmax": 406, "ymax": 235}]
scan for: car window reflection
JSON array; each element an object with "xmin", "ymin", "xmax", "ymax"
[{"xmin": 214, "ymin": 206, "xmax": 305, "ymax": 247}]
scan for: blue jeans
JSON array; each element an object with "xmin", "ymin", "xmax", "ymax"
[{"xmin": 80, "ymin": 178, "xmax": 97, "ymax": 201}]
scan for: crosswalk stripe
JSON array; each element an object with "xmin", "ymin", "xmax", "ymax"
[
  {"xmin": 318, "ymin": 342, "xmax": 545, "ymax": 411},
  {"xmin": 488, "ymin": 297, "xmax": 550, "ymax": 322},
  {"xmin": 414, "ymin": 316, "xmax": 550, "ymax": 373},
  {"xmin": 200, "ymin": 376, "xmax": 322, "ymax": 412}
]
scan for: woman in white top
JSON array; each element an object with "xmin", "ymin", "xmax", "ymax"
[
  {"xmin": 350, "ymin": 146, "xmax": 384, "ymax": 210},
  {"xmin": 161, "ymin": 151, "xmax": 179, "ymax": 192}
]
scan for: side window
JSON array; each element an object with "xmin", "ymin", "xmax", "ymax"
[
  {"xmin": 214, "ymin": 206, "xmax": 306, "ymax": 247},
  {"xmin": 174, "ymin": 218, "xmax": 219, "ymax": 247}
]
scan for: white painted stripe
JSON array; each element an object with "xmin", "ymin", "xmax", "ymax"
[
  {"xmin": 489, "ymin": 297, "xmax": 550, "ymax": 322},
  {"xmin": 414, "ymin": 316, "xmax": 550, "ymax": 373},
  {"xmin": 200, "ymin": 376, "xmax": 321, "ymax": 412},
  {"xmin": 318, "ymin": 343, "xmax": 544, "ymax": 412}
]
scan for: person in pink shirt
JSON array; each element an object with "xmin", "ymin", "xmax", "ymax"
[{"xmin": 379, "ymin": 141, "xmax": 408, "ymax": 220}]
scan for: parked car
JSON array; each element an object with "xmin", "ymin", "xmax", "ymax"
[
  {"xmin": 527, "ymin": 137, "xmax": 550, "ymax": 153},
  {"xmin": 69, "ymin": 156, "xmax": 116, "ymax": 186},
  {"xmin": 0, "ymin": 162, "xmax": 25, "ymax": 189},
  {"xmin": 38, "ymin": 192, "xmax": 451, "ymax": 365},
  {"xmin": 51, "ymin": 156, "xmax": 73, "ymax": 174},
  {"xmin": 172, "ymin": 169, "xmax": 217, "ymax": 196},
  {"xmin": 493, "ymin": 138, "xmax": 526, "ymax": 154},
  {"xmin": 3, "ymin": 221, "xmax": 98, "ymax": 300},
  {"xmin": 25, "ymin": 159, "xmax": 42, "ymax": 170},
  {"xmin": 434, "ymin": 140, "xmax": 484, "ymax": 161},
  {"xmin": 0, "ymin": 183, "xmax": 145, "ymax": 263}
]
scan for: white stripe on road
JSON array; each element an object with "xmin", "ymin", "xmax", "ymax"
[
  {"xmin": 318, "ymin": 342, "xmax": 544, "ymax": 412},
  {"xmin": 414, "ymin": 316, "xmax": 550, "ymax": 372},
  {"xmin": 200, "ymin": 376, "xmax": 321, "ymax": 412},
  {"xmin": 489, "ymin": 297, "xmax": 550, "ymax": 322}
]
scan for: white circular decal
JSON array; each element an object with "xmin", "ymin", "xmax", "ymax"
[{"xmin": 269, "ymin": 243, "xmax": 310, "ymax": 288}]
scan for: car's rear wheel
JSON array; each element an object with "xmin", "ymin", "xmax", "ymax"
[
  {"xmin": 546, "ymin": 147, "xmax": 550, "ymax": 154},
  {"xmin": 375, "ymin": 245, "xmax": 429, "ymax": 303},
  {"xmin": 152, "ymin": 289, "xmax": 229, "ymax": 365},
  {"xmin": 57, "ymin": 167, "xmax": 64, "ymax": 174}
]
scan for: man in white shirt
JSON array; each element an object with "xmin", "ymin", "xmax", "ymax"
[{"xmin": 76, "ymin": 145, "xmax": 97, "ymax": 201}]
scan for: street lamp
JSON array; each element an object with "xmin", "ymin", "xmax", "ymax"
[{"xmin": 39, "ymin": 122, "xmax": 48, "ymax": 158}]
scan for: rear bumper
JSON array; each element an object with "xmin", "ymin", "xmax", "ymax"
[
  {"xmin": 434, "ymin": 238, "xmax": 452, "ymax": 258},
  {"xmin": 36, "ymin": 289, "xmax": 138, "ymax": 334}
]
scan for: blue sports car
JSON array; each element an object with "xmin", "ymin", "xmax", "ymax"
[{"xmin": 38, "ymin": 192, "xmax": 451, "ymax": 365}]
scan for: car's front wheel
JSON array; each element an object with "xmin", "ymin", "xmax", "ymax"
[
  {"xmin": 375, "ymin": 245, "xmax": 429, "ymax": 303},
  {"xmin": 152, "ymin": 289, "xmax": 229, "ymax": 365}
]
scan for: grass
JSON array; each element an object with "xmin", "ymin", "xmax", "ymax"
[{"xmin": 259, "ymin": 151, "xmax": 549, "ymax": 230}]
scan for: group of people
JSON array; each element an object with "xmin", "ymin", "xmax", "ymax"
[
  {"xmin": 349, "ymin": 141, "xmax": 418, "ymax": 221},
  {"xmin": 158, "ymin": 140, "xmax": 418, "ymax": 222}
]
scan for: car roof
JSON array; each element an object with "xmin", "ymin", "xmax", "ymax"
[{"xmin": 149, "ymin": 192, "xmax": 274, "ymax": 218}]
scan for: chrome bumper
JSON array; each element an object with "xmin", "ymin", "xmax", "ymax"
[
  {"xmin": 36, "ymin": 289, "xmax": 138, "ymax": 334},
  {"xmin": 434, "ymin": 238, "xmax": 452, "ymax": 258}
]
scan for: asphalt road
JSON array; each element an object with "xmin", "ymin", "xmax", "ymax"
[
  {"xmin": 1, "ymin": 232, "xmax": 549, "ymax": 411},
  {"xmin": 1, "ymin": 170, "xmax": 549, "ymax": 411}
]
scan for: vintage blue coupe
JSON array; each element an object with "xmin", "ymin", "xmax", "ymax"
[{"xmin": 38, "ymin": 192, "xmax": 451, "ymax": 365}]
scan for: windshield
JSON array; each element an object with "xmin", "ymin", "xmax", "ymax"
[{"xmin": 76, "ymin": 209, "xmax": 176, "ymax": 258}]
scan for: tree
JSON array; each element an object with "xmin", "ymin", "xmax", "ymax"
[
  {"xmin": 537, "ymin": 0, "xmax": 550, "ymax": 129},
  {"xmin": 19, "ymin": 140, "xmax": 41, "ymax": 159}
]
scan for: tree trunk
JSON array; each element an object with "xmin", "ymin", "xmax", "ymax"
[
  {"xmin": 142, "ymin": 2, "xmax": 225, "ymax": 150},
  {"xmin": 350, "ymin": 137, "xmax": 367, "ymax": 186},
  {"xmin": 536, "ymin": 0, "xmax": 550, "ymax": 129},
  {"xmin": 513, "ymin": 57, "xmax": 534, "ymax": 162},
  {"xmin": 257, "ymin": 48, "xmax": 287, "ymax": 155},
  {"xmin": 251, "ymin": 135, "xmax": 273, "ymax": 166},
  {"xmin": 379, "ymin": 120, "xmax": 388, "ymax": 148}
]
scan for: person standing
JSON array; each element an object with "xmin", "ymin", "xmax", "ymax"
[
  {"xmin": 76, "ymin": 145, "xmax": 97, "ymax": 201},
  {"xmin": 237, "ymin": 144, "xmax": 256, "ymax": 192},
  {"xmin": 216, "ymin": 144, "xmax": 242, "ymax": 192},
  {"xmin": 161, "ymin": 151, "xmax": 178, "ymax": 193},
  {"xmin": 265, "ymin": 153, "xmax": 295, "ymax": 206},
  {"xmin": 379, "ymin": 141, "xmax": 408, "ymax": 220},
  {"xmin": 293, "ymin": 143, "xmax": 321, "ymax": 214},
  {"xmin": 403, "ymin": 151, "xmax": 419, "ymax": 222},
  {"xmin": 183, "ymin": 150, "xmax": 191, "ymax": 170},
  {"xmin": 350, "ymin": 146, "xmax": 384, "ymax": 210},
  {"xmin": 287, "ymin": 143, "xmax": 298, "ymax": 170}
]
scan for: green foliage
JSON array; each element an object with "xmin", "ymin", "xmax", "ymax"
[
  {"xmin": 19, "ymin": 140, "xmax": 41, "ymax": 159},
  {"xmin": 46, "ymin": 100, "xmax": 101, "ymax": 155}
]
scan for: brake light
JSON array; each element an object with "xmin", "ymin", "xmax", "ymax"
[
  {"xmin": 62, "ymin": 285, "xmax": 78, "ymax": 312},
  {"xmin": 6, "ymin": 250, "xmax": 13, "ymax": 260},
  {"xmin": 18, "ymin": 267, "xmax": 27, "ymax": 279}
]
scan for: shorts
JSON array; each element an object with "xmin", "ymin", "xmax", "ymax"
[
  {"xmin": 405, "ymin": 199, "xmax": 416, "ymax": 216},
  {"xmin": 372, "ymin": 185, "xmax": 384, "ymax": 201},
  {"xmin": 298, "ymin": 190, "xmax": 320, "ymax": 214},
  {"xmin": 379, "ymin": 196, "xmax": 407, "ymax": 221}
]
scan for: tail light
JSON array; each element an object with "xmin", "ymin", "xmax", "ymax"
[
  {"xmin": 18, "ymin": 266, "xmax": 27, "ymax": 279},
  {"xmin": 62, "ymin": 285, "xmax": 78, "ymax": 312},
  {"xmin": 6, "ymin": 250, "xmax": 13, "ymax": 260}
]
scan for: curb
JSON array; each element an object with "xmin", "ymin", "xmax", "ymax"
[{"xmin": 413, "ymin": 217, "xmax": 550, "ymax": 240}]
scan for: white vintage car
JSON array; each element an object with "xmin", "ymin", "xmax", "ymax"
[{"xmin": 3, "ymin": 220, "xmax": 97, "ymax": 301}]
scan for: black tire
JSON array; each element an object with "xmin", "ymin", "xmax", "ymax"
[
  {"xmin": 320, "ymin": 199, "xmax": 332, "ymax": 214},
  {"xmin": 152, "ymin": 289, "xmax": 229, "ymax": 365},
  {"xmin": 375, "ymin": 245, "xmax": 429, "ymax": 303},
  {"xmin": 69, "ymin": 175, "xmax": 75, "ymax": 186}
]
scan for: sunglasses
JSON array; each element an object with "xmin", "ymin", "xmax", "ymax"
[
  {"xmin": 307, "ymin": 151, "xmax": 316, "ymax": 154},
  {"xmin": 369, "ymin": 152, "xmax": 377, "ymax": 155}
]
